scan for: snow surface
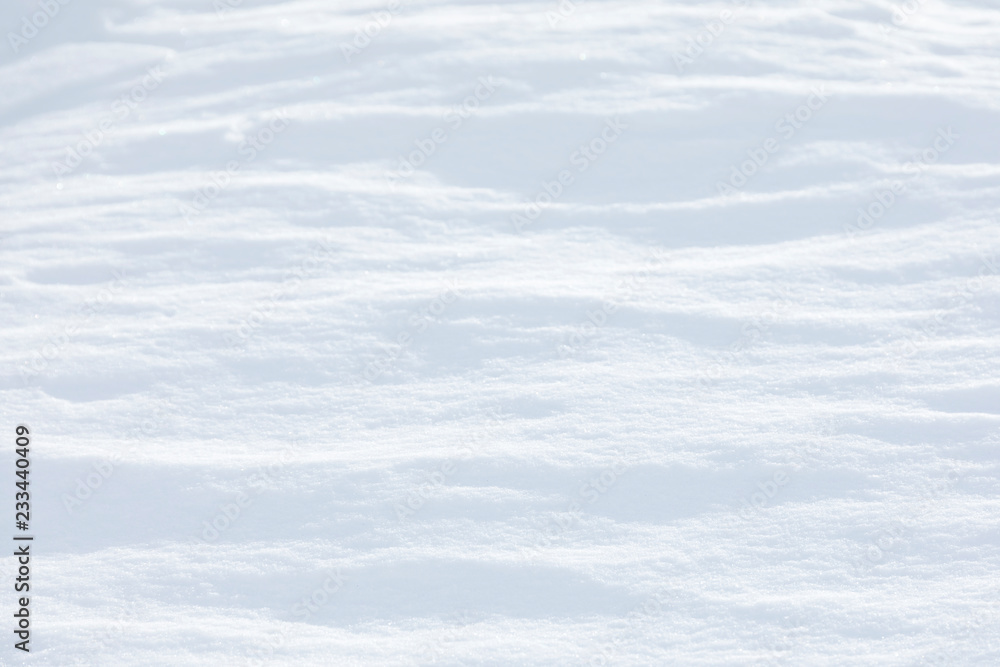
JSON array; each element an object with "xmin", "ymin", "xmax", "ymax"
[{"xmin": 1, "ymin": 0, "xmax": 999, "ymax": 664}]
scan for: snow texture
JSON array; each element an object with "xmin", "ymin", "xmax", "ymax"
[{"xmin": 1, "ymin": 0, "xmax": 999, "ymax": 664}]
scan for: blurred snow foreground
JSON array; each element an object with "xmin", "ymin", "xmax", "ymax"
[{"xmin": 1, "ymin": 0, "xmax": 999, "ymax": 664}]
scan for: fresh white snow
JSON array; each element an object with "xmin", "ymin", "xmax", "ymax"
[{"xmin": 1, "ymin": 0, "xmax": 999, "ymax": 664}]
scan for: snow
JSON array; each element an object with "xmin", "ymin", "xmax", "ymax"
[{"xmin": 1, "ymin": 0, "xmax": 999, "ymax": 664}]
